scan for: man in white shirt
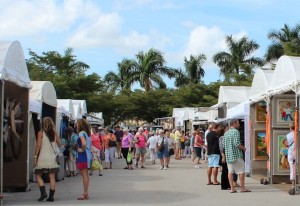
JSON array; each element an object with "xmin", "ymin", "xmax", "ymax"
[
  {"xmin": 147, "ymin": 132, "xmax": 158, "ymax": 164},
  {"xmin": 287, "ymin": 123, "xmax": 295, "ymax": 194}
]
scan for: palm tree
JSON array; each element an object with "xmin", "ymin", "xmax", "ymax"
[
  {"xmin": 174, "ymin": 54, "xmax": 206, "ymax": 87},
  {"xmin": 265, "ymin": 23, "xmax": 300, "ymax": 61},
  {"xmin": 104, "ymin": 59, "xmax": 134, "ymax": 93},
  {"xmin": 129, "ymin": 48, "xmax": 175, "ymax": 92},
  {"xmin": 213, "ymin": 35, "xmax": 263, "ymax": 82}
]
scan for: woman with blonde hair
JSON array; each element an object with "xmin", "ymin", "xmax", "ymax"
[
  {"xmin": 75, "ymin": 118, "xmax": 92, "ymax": 200},
  {"xmin": 34, "ymin": 117, "xmax": 61, "ymax": 202},
  {"xmin": 103, "ymin": 127, "xmax": 117, "ymax": 169}
]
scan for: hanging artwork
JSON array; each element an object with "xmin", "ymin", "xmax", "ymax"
[
  {"xmin": 272, "ymin": 96, "xmax": 295, "ymax": 128},
  {"xmin": 256, "ymin": 101, "xmax": 267, "ymax": 122},
  {"xmin": 273, "ymin": 130, "xmax": 290, "ymax": 175},
  {"xmin": 254, "ymin": 130, "xmax": 267, "ymax": 160}
]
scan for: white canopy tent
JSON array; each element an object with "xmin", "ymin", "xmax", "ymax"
[
  {"xmin": 29, "ymin": 100, "xmax": 41, "ymax": 114},
  {"xmin": 72, "ymin": 100, "xmax": 87, "ymax": 115},
  {"xmin": 57, "ymin": 99, "xmax": 75, "ymax": 120},
  {"xmin": 0, "ymin": 41, "xmax": 31, "ymax": 88},
  {"xmin": 30, "ymin": 81, "xmax": 57, "ymax": 108},
  {"xmin": 0, "ymin": 41, "xmax": 31, "ymax": 192},
  {"xmin": 193, "ymin": 108, "xmax": 218, "ymax": 125},
  {"xmin": 86, "ymin": 113, "xmax": 104, "ymax": 126},
  {"xmin": 211, "ymin": 86, "xmax": 251, "ymax": 109},
  {"xmin": 249, "ymin": 69, "xmax": 274, "ymax": 103},
  {"xmin": 172, "ymin": 108, "xmax": 189, "ymax": 127},
  {"xmin": 269, "ymin": 55, "xmax": 300, "ymax": 96}
]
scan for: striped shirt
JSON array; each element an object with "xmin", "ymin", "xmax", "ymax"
[{"xmin": 224, "ymin": 127, "xmax": 243, "ymax": 163}]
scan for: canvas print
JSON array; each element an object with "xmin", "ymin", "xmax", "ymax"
[
  {"xmin": 278, "ymin": 134, "xmax": 289, "ymax": 171},
  {"xmin": 254, "ymin": 130, "xmax": 267, "ymax": 160},
  {"xmin": 273, "ymin": 98, "xmax": 296, "ymax": 128},
  {"xmin": 256, "ymin": 101, "xmax": 267, "ymax": 122}
]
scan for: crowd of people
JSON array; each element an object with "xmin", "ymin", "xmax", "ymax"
[{"xmin": 33, "ymin": 117, "xmax": 253, "ymax": 202}]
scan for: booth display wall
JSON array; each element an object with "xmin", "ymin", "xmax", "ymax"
[
  {"xmin": 218, "ymin": 105, "xmax": 226, "ymax": 118},
  {"xmin": 3, "ymin": 82, "xmax": 29, "ymax": 191},
  {"xmin": 250, "ymin": 103, "xmax": 267, "ymax": 175}
]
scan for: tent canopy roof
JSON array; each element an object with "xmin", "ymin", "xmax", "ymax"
[
  {"xmin": 249, "ymin": 69, "xmax": 274, "ymax": 103},
  {"xmin": 212, "ymin": 86, "xmax": 251, "ymax": 108},
  {"xmin": 30, "ymin": 81, "xmax": 57, "ymax": 107},
  {"xmin": 71, "ymin": 100, "xmax": 87, "ymax": 114},
  {"xmin": 0, "ymin": 41, "xmax": 31, "ymax": 88},
  {"xmin": 226, "ymin": 101, "xmax": 250, "ymax": 119},
  {"xmin": 269, "ymin": 55, "xmax": 300, "ymax": 95},
  {"xmin": 57, "ymin": 99, "xmax": 75, "ymax": 119}
]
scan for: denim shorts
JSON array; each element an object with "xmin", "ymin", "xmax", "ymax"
[
  {"xmin": 157, "ymin": 145, "xmax": 169, "ymax": 159},
  {"xmin": 208, "ymin": 154, "xmax": 220, "ymax": 168}
]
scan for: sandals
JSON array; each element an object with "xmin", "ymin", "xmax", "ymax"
[{"xmin": 77, "ymin": 193, "xmax": 89, "ymax": 200}]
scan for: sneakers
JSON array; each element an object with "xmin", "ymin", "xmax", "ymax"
[
  {"xmin": 160, "ymin": 166, "xmax": 164, "ymax": 170},
  {"xmin": 164, "ymin": 167, "xmax": 167, "ymax": 170},
  {"xmin": 194, "ymin": 165, "xmax": 201, "ymax": 168}
]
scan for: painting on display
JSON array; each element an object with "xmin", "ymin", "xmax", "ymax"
[
  {"xmin": 256, "ymin": 101, "xmax": 267, "ymax": 122},
  {"xmin": 254, "ymin": 130, "xmax": 267, "ymax": 160},
  {"xmin": 272, "ymin": 97, "xmax": 295, "ymax": 128},
  {"xmin": 273, "ymin": 130, "xmax": 290, "ymax": 174}
]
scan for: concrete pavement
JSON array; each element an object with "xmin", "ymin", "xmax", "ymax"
[{"xmin": 2, "ymin": 156, "xmax": 299, "ymax": 206}]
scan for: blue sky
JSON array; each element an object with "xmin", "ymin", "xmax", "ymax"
[{"xmin": 1, "ymin": 0, "xmax": 299, "ymax": 87}]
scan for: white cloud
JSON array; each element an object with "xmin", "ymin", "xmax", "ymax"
[
  {"xmin": 0, "ymin": 0, "xmax": 85, "ymax": 37},
  {"xmin": 166, "ymin": 25, "xmax": 248, "ymax": 68}
]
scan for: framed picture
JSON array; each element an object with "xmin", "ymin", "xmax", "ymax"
[
  {"xmin": 254, "ymin": 130, "xmax": 267, "ymax": 160},
  {"xmin": 273, "ymin": 130, "xmax": 290, "ymax": 175},
  {"xmin": 272, "ymin": 95, "xmax": 296, "ymax": 128},
  {"xmin": 256, "ymin": 101, "xmax": 267, "ymax": 122}
]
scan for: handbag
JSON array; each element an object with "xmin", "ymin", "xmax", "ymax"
[
  {"xmin": 157, "ymin": 136, "xmax": 165, "ymax": 152},
  {"xmin": 50, "ymin": 140, "xmax": 60, "ymax": 165},
  {"xmin": 100, "ymin": 150, "xmax": 105, "ymax": 161}
]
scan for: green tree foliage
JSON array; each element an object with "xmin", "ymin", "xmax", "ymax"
[
  {"xmin": 127, "ymin": 48, "xmax": 176, "ymax": 92},
  {"xmin": 266, "ymin": 23, "xmax": 300, "ymax": 61},
  {"xmin": 213, "ymin": 35, "xmax": 263, "ymax": 82},
  {"xmin": 27, "ymin": 48, "xmax": 105, "ymax": 113},
  {"xmin": 174, "ymin": 54, "xmax": 206, "ymax": 87}
]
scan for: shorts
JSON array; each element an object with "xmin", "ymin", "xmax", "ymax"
[
  {"xmin": 136, "ymin": 147, "xmax": 147, "ymax": 155},
  {"xmin": 208, "ymin": 154, "xmax": 220, "ymax": 168},
  {"xmin": 157, "ymin": 145, "xmax": 169, "ymax": 159},
  {"xmin": 227, "ymin": 158, "xmax": 245, "ymax": 174},
  {"xmin": 176, "ymin": 140, "xmax": 181, "ymax": 149},
  {"xmin": 194, "ymin": 147, "xmax": 202, "ymax": 158}
]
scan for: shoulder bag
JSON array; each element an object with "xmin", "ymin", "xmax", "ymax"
[{"xmin": 50, "ymin": 140, "xmax": 60, "ymax": 165}]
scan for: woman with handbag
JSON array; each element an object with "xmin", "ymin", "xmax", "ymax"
[
  {"xmin": 90, "ymin": 126, "xmax": 104, "ymax": 176},
  {"xmin": 34, "ymin": 117, "xmax": 61, "ymax": 202},
  {"xmin": 103, "ymin": 127, "xmax": 117, "ymax": 169},
  {"xmin": 156, "ymin": 129, "xmax": 169, "ymax": 170},
  {"xmin": 75, "ymin": 119, "xmax": 92, "ymax": 200},
  {"xmin": 121, "ymin": 128, "xmax": 134, "ymax": 169}
]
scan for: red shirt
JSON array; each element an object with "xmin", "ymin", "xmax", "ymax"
[{"xmin": 91, "ymin": 133, "xmax": 102, "ymax": 150}]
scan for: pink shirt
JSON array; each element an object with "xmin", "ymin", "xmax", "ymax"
[
  {"xmin": 122, "ymin": 133, "xmax": 133, "ymax": 148},
  {"xmin": 91, "ymin": 133, "xmax": 102, "ymax": 150},
  {"xmin": 135, "ymin": 134, "xmax": 147, "ymax": 148}
]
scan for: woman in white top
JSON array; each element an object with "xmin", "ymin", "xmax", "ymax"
[
  {"xmin": 34, "ymin": 117, "xmax": 61, "ymax": 202},
  {"xmin": 147, "ymin": 132, "xmax": 157, "ymax": 164}
]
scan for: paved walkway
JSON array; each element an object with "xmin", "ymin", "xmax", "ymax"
[{"xmin": 2, "ymin": 157, "xmax": 299, "ymax": 206}]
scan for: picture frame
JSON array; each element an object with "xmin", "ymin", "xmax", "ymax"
[
  {"xmin": 273, "ymin": 130, "xmax": 290, "ymax": 175},
  {"xmin": 255, "ymin": 101, "xmax": 267, "ymax": 122},
  {"xmin": 254, "ymin": 130, "xmax": 267, "ymax": 160},
  {"xmin": 272, "ymin": 95, "xmax": 296, "ymax": 128}
]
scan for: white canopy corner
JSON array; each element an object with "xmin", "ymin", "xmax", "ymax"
[
  {"xmin": 249, "ymin": 69, "xmax": 274, "ymax": 103},
  {"xmin": 0, "ymin": 41, "xmax": 31, "ymax": 88},
  {"xmin": 269, "ymin": 55, "xmax": 300, "ymax": 96},
  {"xmin": 30, "ymin": 81, "xmax": 57, "ymax": 107},
  {"xmin": 29, "ymin": 100, "xmax": 41, "ymax": 114},
  {"xmin": 226, "ymin": 101, "xmax": 250, "ymax": 119}
]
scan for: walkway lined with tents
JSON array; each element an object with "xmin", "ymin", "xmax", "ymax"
[{"xmin": 3, "ymin": 157, "xmax": 298, "ymax": 206}]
